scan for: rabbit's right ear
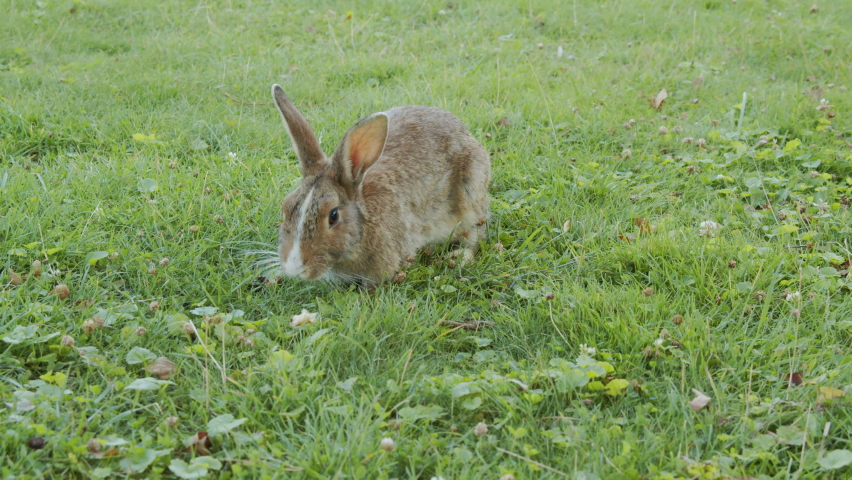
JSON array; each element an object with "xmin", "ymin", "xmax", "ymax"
[{"xmin": 272, "ymin": 85, "xmax": 327, "ymax": 176}]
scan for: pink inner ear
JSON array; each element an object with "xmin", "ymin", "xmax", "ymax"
[{"xmin": 347, "ymin": 119, "xmax": 386, "ymax": 176}]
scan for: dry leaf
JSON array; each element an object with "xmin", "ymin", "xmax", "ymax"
[
  {"xmin": 651, "ymin": 88, "xmax": 668, "ymax": 110},
  {"xmin": 102, "ymin": 447, "xmax": 120, "ymax": 457},
  {"xmin": 617, "ymin": 234, "xmax": 634, "ymax": 243},
  {"xmin": 51, "ymin": 284, "xmax": 70, "ymax": 299},
  {"xmin": 146, "ymin": 356, "xmax": 178, "ymax": 380},
  {"xmin": 817, "ymin": 386, "xmax": 845, "ymax": 403},
  {"xmin": 782, "ymin": 371, "xmax": 803, "ymax": 386},
  {"xmin": 496, "ymin": 117, "xmax": 511, "ymax": 127},
  {"xmin": 74, "ymin": 299, "xmax": 95, "ymax": 309},
  {"xmin": 290, "ymin": 309, "xmax": 318, "ymax": 327},
  {"xmin": 185, "ymin": 432, "xmax": 211, "ymax": 456},
  {"xmin": 689, "ymin": 388, "xmax": 712, "ymax": 411},
  {"xmin": 7, "ymin": 269, "xmax": 22, "ymax": 286},
  {"xmin": 562, "ymin": 220, "xmax": 571, "ymax": 232},
  {"xmin": 636, "ymin": 217, "xmax": 652, "ymax": 235},
  {"xmin": 805, "ymin": 85, "xmax": 824, "ymax": 101}
]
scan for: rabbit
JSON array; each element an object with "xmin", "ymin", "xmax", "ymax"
[{"xmin": 270, "ymin": 84, "xmax": 491, "ymax": 286}]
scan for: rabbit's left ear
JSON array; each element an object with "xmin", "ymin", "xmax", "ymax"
[{"xmin": 332, "ymin": 113, "xmax": 388, "ymax": 188}]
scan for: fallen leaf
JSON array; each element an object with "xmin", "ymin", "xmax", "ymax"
[
  {"xmin": 689, "ymin": 388, "xmax": 712, "ymax": 411},
  {"xmin": 496, "ymin": 117, "xmax": 511, "ymax": 127},
  {"xmin": 146, "ymin": 356, "xmax": 178, "ymax": 380},
  {"xmin": 636, "ymin": 217, "xmax": 652, "ymax": 235},
  {"xmin": 51, "ymin": 284, "xmax": 70, "ymax": 299},
  {"xmin": 31, "ymin": 260, "xmax": 42, "ymax": 277},
  {"xmin": 805, "ymin": 85, "xmax": 824, "ymax": 101},
  {"xmin": 26, "ymin": 437, "xmax": 46, "ymax": 449},
  {"xmin": 185, "ymin": 432, "xmax": 210, "ymax": 456},
  {"xmin": 562, "ymin": 220, "xmax": 571, "ymax": 232},
  {"xmin": 651, "ymin": 88, "xmax": 668, "ymax": 110},
  {"xmin": 74, "ymin": 299, "xmax": 95, "ymax": 309},
  {"xmin": 102, "ymin": 447, "xmax": 120, "ymax": 457},
  {"xmin": 7, "ymin": 269, "xmax": 22, "ymax": 286},
  {"xmin": 817, "ymin": 386, "xmax": 845, "ymax": 403},
  {"xmin": 290, "ymin": 309, "xmax": 318, "ymax": 327},
  {"xmin": 617, "ymin": 234, "xmax": 634, "ymax": 243},
  {"xmin": 782, "ymin": 371, "xmax": 803, "ymax": 386}
]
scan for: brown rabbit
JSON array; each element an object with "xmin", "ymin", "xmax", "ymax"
[{"xmin": 271, "ymin": 85, "xmax": 490, "ymax": 285}]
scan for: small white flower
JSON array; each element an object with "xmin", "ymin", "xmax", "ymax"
[
  {"xmin": 474, "ymin": 422, "xmax": 488, "ymax": 437},
  {"xmin": 228, "ymin": 151, "xmax": 238, "ymax": 160},
  {"xmin": 290, "ymin": 309, "xmax": 318, "ymax": 327},
  {"xmin": 784, "ymin": 291, "xmax": 802, "ymax": 302},
  {"xmin": 699, "ymin": 220, "xmax": 722, "ymax": 238},
  {"xmin": 654, "ymin": 338, "xmax": 664, "ymax": 347},
  {"xmin": 815, "ymin": 202, "xmax": 830, "ymax": 214},
  {"xmin": 380, "ymin": 437, "xmax": 395, "ymax": 452},
  {"xmin": 579, "ymin": 344, "xmax": 596, "ymax": 356}
]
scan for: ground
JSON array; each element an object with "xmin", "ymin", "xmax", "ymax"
[{"xmin": 1, "ymin": 0, "xmax": 852, "ymax": 479}]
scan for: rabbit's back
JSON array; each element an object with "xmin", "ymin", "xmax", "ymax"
[{"xmin": 360, "ymin": 106, "xmax": 490, "ymax": 256}]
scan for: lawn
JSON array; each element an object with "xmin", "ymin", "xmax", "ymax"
[{"xmin": 2, "ymin": 0, "xmax": 852, "ymax": 478}]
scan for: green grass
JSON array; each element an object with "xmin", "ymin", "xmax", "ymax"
[{"xmin": 2, "ymin": 0, "xmax": 852, "ymax": 478}]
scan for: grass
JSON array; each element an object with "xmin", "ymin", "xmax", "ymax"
[{"xmin": 2, "ymin": 0, "xmax": 852, "ymax": 478}]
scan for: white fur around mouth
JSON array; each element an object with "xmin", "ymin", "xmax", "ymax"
[{"xmin": 282, "ymin": 186, "xmax": 315, "ymax": 277}]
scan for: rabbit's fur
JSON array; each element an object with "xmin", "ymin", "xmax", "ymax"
[{"xmin": 272, "ymin": 85, "xmax": 490, "ymax": 285}]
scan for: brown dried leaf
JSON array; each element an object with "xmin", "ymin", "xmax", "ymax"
[
  {"xmin": 146, "ymin": 356, "xmax": 178, "ymax": 380},
  {"xmin": 102, "ymin": 447, "xmax": 120, "ymax": 457},
  {"xmin": 636, "ymin": 217, "xmax": 652, "ymax": 235},
  {"xmin": 651, "ymin": 88, "xmax": 668, "ymax": 110},
  {"xmin": 496, "ymin": 117, "xmax": 511, "ymax": 127},
  {"xmin": 185, "ymin": 431, "xmax": 211, "ymax": 456},
  {"xmin": 617, "ymin": 234, "xmax": 634, "ymax": 243},
  {"xmin": 74, "ymin": 299, "xmax": 95, "ymax": 309},
  {"xmin": 805, "ymin": 85, "xmax": 824, "ymax": 100},
  {"xmin": 782, "ymin": 371, "xmax": 803, "ymax": 386},
  {"xmin": 51, "ymin": 284, "xmax": 70, "ymax": 299},
  {"xmin": 7, "ymin": 269, "xmax": 22, "ymax": 286},
  {"xmin": 689, "ymin": 388, "xmax": 712, "ymax": 411},
  {"xmin": 31, "ymin": 260, "xmax": 42, "ymax": 278}
]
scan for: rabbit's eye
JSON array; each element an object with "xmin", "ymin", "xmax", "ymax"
[{"xmin": 328, "ymin": 207, "xmax": 340, "ymax": 226}]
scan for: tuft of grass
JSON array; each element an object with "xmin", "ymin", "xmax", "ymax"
[{"xmin": 2, "ymin": 0, "xmax": 852, "ymax": 478}]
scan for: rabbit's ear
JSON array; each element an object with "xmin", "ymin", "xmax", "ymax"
[
  {"xmin": 333, "ymin": 112, "xmax": 388, "ymax": 189},
  {"xmin": 272, "ymin": 85, "xmax": 327, "ymax": 176}
]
